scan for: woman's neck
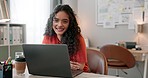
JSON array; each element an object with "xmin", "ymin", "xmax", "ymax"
[{"xmin": 57, "ymin": 35, "xmax": 62, "ymax": 41}]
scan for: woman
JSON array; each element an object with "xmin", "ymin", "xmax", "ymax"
[{"xmin": 42, "ymin": 4, "xmax": 88, "ymax": 72}]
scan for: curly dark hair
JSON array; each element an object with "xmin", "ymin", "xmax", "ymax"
[{"xmin": 44, "ymin": 4, "xmax": 81, "ymax": 55}]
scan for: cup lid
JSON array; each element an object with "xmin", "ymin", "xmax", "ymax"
[{"xmin": 15, "ymin": 57, "xmax": 26, "ymax": 62}]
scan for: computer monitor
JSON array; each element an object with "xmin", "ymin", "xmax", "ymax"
[{"xmin": 125, "ymin": 42, "xmax": 136, "ymax": 49}]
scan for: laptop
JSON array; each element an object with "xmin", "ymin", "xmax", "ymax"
[{"xmin": 22, "ymin": 44, "xmax": 83, "ymax": 78}]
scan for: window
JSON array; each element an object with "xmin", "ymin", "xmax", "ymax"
[{"xmin": 10, "ymin": 0, "xmax": 51, "ymax": 43}]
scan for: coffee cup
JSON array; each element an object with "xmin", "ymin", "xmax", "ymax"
[{"xmin": 15, "ymin": 57, "xmax": 26, "ymax": 75}]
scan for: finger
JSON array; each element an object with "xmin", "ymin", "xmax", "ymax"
[
  {"xmin": 73, "ymin": 65, "xmax": 80, "ymax": 70},
  {"xmin": 71, "ymin": 64, "xmax": 80, "ymax": 70},
  {"xmin": 70, "ymin": 61, "xmax": 76, "ymax": 64},
  {"xmin": 71, "ymin": 61, "xmax": 79, "ymax": 65}
]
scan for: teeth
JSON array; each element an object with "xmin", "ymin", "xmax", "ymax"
[{"xmin": 57, "ymin": 28, "xmax": 64, "ymax": 32}]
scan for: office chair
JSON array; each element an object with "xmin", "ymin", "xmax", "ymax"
[
  {"xmin": 87, "ymin": 48, "xmax": 108, "ymax": 75},
  {"xmin": 100, "ymin": 44, "xmax": 136, "ymax": 76}
]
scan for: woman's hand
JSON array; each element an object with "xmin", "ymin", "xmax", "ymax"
[{"xmin": 70, "ymin": 61, "xmax": 85, "ymax": 70}]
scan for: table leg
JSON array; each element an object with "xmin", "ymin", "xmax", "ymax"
[{"xmin": 143, "ymin": 54, "xmax": 148, "ymax": 78}]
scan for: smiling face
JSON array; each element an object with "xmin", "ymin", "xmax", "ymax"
[{"xmin": 52, "ymin": 11, "xmax": 69, "ymax": 38}]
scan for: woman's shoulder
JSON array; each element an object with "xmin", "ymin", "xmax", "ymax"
[{"xmin": 77, "ymin": 34, "xmax": 84, "ymax": 40}]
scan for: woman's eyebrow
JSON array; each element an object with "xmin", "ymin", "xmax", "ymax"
[
  {"xmin": 53, "ymin": 17, "xmax": 69, "ymax": 21},
  {"xmin": 62, "ymin": 19, "xmax": 69, "ymax": 21}
]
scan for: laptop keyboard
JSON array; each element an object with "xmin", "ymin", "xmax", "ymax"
[{"xmin": 71, "ymin": 70, "xmax": 83, "ymax": 77}]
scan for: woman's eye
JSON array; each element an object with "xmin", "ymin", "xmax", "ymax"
[
  {"xmin": 53, "ymin": 19, "xmax": 59, "ymax": 22},
  {"xmin": 62, "ymin": 20, "xmax": 68, "ymax": 24},
  {"xmin": 53, "ymin": 18, "xmax": 69, "ymax": 24}
]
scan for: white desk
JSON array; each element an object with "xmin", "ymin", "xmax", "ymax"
[
  {"xmin": 13, "ymin": 68, "xmax": 123, "ymax": 78},
  {"xmin": 129, "ymin": 50, "xmax": 148, "ymax": 78},
  {"xmin": 88, "ymin": 47, "xmax": 148, "ymax": 78}
]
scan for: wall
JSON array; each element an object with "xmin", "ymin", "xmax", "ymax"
[
  {"xmin": 77, "ymin": 0, "xmax": 148, "ymax": 48},
  {"xmin": 50, "ymin": 0, "xmax": 62, "ymax": 13},
  {"xmin": 62, "ymin": 0, "xmax": 78, "ymax": 14}
]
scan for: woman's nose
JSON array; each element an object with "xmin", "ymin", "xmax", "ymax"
[{"xmin": 57, "ymin": 21, "xmax": 63, "ymax": 26}]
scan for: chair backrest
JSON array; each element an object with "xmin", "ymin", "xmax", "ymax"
[
  {"xmin": 87, "ymin": 48, "xmax": 108, "ymax": 75},
  {"xmin": 100, "ymin": 44, "xmax": 136, "ymax": 68}
]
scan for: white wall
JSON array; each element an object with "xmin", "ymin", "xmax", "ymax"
[
  {"xmin": 77, "ymin": 0, "xmax": 148, "ymax": 48},
  {"xmin": 62, "ymin": 0, "xmax": 78, "ymax": 14}
]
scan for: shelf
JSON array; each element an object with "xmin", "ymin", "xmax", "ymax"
[{"xmin": 0, "ymin": 23, "xmax": 26, "ymax": 61}]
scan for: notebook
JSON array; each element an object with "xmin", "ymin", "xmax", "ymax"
[{"xmin": 22, "ymin": 44, "xmax": 83, "ymax": 78}]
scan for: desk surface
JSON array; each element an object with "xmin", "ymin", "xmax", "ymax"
[
  {"xmin": 128, "ymin": 49, "xmax": 148, "ymax": 54},
  {"xmin": 13, "ymin": 68, "xmax": 123, "ymax": 78}
]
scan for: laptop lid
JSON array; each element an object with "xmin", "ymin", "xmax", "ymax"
[{"xmin": 22, "ymin": 44, "xmax": 82, "ymax": 78}]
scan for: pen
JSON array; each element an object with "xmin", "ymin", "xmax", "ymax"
[
  {"xmin": 4, "ymin": 61, "xmax": 6, "ymax": 65},
  {"xmin": 5, "ymin": 65, "xmax": 11, "ymax": 71},
  {"xmin": 5, "ymin": 57, "xmax": 11, "ymax": 65}
]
